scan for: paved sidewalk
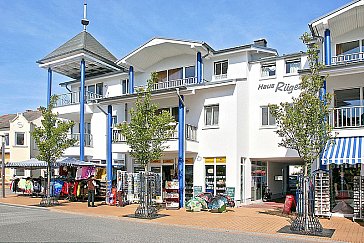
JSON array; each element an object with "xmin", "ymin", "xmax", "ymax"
[{"xmin": 0, "ymin": 194, "xmax": 363, "ymax": 242}]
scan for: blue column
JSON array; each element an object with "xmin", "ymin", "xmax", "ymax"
[
  {"xmin": 107, "ymin": 105, "xmax": 113, "ymax": 196},
  {"xmin": 319, "ymin": 80, "xmax": 327, "ymax": 170},
  {"xmin": 129, "ymin": 66, "xmax": 134, "ymax": 94},
  {"xmin": 47, "ymin": 68, "xmax": 52, "ymax": 107},
  {"xmin": 80, "ymin": 59, "xmax": 86, "ymax": 161},
  {"xmin": 196, "ymin": 52, "xmax": 202, "ymax": 83},
  {"xmin": 324, "ymin": 29, "xmax": 331, "ymax": 65},
  {"xmin": 178, "ymin": 95, "xmax": 185, "ymax": 207}
]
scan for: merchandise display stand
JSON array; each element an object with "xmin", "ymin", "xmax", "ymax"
[
  {"xmin": 314, "ymin": 170, "xmax": 331, "ymax": 218},
  {"xmin": 353, "ymin": 176, "xmax": 364, "ymax": 221},
  {"xmin": 165, "ymin": 180, "xmax": 179, "ymax": 209}
]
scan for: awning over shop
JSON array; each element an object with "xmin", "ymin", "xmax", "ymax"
[
  {"xmin": 322, "ymin": 136, "xmax": 364, "ymax": 165},
  {"xmin": 6, "ymin": 157, "xmax": 86, "ymax": 168}
]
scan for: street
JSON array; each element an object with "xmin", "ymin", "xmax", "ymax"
[{"xmin": 0, "ymin": 203, "xmax": 334, "ymax": 243}]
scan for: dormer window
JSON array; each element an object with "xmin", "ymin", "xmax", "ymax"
[{"xmin": 261, "ymin": 63, "xmax": 276, "ymax": 77}]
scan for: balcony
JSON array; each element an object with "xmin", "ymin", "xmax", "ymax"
[
  {"xmin": 68, "ymin": 133, "xmax": 93, "ymax": 147},
  {"xmin": 55, "ymin": 91, "xmax": 103, "ymax": 107},
  {"xmin": 329, "ymin": 106, "xmax": 364, "ymax": 129},
  {"xmin": 331, "ymin": 52, "xmax": 364, "ymax": 65},
  {"xmin": 112, "ymin": 124, "xmax": 198, "ymax": 143},
  {"xmin": 135, "ymin": 77, "xmax": 205, "ymax": 92}
]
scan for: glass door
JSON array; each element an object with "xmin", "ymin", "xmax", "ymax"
[{"xmin": 251, "ymin": 161, "xmax": 267, "ymax": 201}]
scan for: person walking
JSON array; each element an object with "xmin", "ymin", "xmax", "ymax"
[{"xmin": 87, "ymin": 175, "xmax": 96, "ymax": 207}]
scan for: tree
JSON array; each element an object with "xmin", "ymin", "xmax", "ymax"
[
  {"xmin": 269, "ymin": 33, "xmax": 332, "ymax": 233},
  {"xmin": 32, "ymin": 95, "xmax": 76, "ymax": 205},
  {"xmin": 117, "ymin": 72, "xmax": 175, "ymax": 171}
]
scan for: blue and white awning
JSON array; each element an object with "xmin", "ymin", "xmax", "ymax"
[{"xmin": 321, "ymin": 136, "xmax": 364, "ymax": 165}]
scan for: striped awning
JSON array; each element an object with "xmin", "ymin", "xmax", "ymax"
[
  {"xmin": 321, "ymin": 136, "xmax": 364, "ymax": 165},
  {"xmin": 6, "ymin": 157, "xmax": 85, "ymax": 168}
]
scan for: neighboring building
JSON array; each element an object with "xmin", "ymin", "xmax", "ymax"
[
  {"xmin": 309, "ymin": 0, "xmax": 364, "ymax": 215},
  {"xmin": 0, "ymin": 110, "xmax": 42, "ymax": 181},
  {"xmin": 36, "ymin": 0, "xmax": 364, "ymax": 207}
]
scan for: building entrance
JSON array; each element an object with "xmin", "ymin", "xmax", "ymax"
[{"xmin": 251, "ymin": 161, "xmax": 267, "ymax": 201}]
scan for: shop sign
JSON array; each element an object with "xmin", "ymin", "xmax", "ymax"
[
  {"xmin": 226, "ymin": 187, "xmax": 235, "ymax": 200},
  {"xmin": 216, "ymin": 157, "xmax": 226, "ymax": 164},
  {"xmin": 185, "ymin": 158, "xmax": 194, "ymax": 164},
  {"xmin": 193, "ymin": 186, "xmax": 203, "ymax": 197},
  {"xmin": 163, "ymin": 159, "xmax": 174, "ymax": 164},
  {"xmin": 204, "ymin": 157, "xmax": 215, "ymax": 164},
  {"xmin": 258, "ymin": 82, "xmax": 300, "ymax": 94}
]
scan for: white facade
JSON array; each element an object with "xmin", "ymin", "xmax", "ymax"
[{"xmin": 47, "ymin": 1, "xmax": 364, "ymax": 204}]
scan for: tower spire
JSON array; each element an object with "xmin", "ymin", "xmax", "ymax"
[{"xmin": 81, "ymin": 0, "xmax": 89, "ymax": 31}]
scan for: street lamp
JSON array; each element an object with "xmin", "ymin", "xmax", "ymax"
[{"xmin": 1, "ymin": 135, "xmax": 5, "ymax": 198}]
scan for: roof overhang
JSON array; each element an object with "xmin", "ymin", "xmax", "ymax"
[
  {"xmin": 117, "ymin": 38, "xmax": 211, "ymax": 71},
  {"xmin": 310, "ymin": 0, "xmax": 364, "ymax": 37},
  {"xmin": 38, "ymin": 52, "xmax": 121, "ymax": 79}
]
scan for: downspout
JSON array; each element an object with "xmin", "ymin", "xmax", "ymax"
[{"xmin": 65, "ymin": 84, "xmax": 72, "ymax": 92}]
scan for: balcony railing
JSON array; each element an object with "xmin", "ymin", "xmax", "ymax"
[
  {"xmin": 332, "ymin": 52, "xmax": 364, "ymax": 65},
  {"xmin": 55, "ymin": 91, "xmax": 103, "ymax": 107},
  {"xmin": 112, "ymin": 124, "xmax": 198, "ymax": 143},
  {"xmin": 329, "ymin": 106, "xmax": 364, "ymax": 129},
  {"xmin": 68, "ymin": 133, "xmax": 93, "ymax": 147},
  {"xmin": 152, "ymin": 77, "xmax": 201, "ymax": 91}
]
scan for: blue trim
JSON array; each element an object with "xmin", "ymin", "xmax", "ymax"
[
  {"xmin": 107, "ymin": 105, "xmax": 113, "ymax": 196},
  {"xmin": 319, "ymin": 80, "xmax": 327, "ymax": 169},
  {"xmin": 129, "ymin": 66, "xmax": 134, "ymax": 94},
  {"xmin": 178, "ymin": 96, "xmax": 185, "ymax": 207},
  {"xmin": 196, "ymin": 52, "xmax": 202, "ymax": 83},
  {"xmin": 47, "ymin": 68, "xmax": 52, "ymax": 107},
  {"xmin": 324, "ymin": 29, "xmax": 331, "ymax": 65},
  {"xmin": 80, "ymin": 59, "xmax": 86, "ymax": 162}
]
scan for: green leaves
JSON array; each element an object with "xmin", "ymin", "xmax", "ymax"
[
  {"xmin": 117, "ymin": 72, "xmax": 175, "ymax": 170},
  {"xmin": 31, "ymin": 95, "xmax": 76, "ymax": 165},
  {"xmin": 269, "ymin": 33, "xmax": 332, "ymax": 175}
]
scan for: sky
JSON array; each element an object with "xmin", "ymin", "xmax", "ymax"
[{"xmin": 0, "ymin": 0, "xmax": 350, "ymax": 115}]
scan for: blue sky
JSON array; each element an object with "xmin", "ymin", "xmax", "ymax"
[{"xmin": 0, "ymin": 0, "xmax": 349, "ymax": 115}]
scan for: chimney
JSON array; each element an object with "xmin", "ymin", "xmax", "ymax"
[{"xmin": 254, "ymin": 39, "xmax": 267, "ymax": 47}]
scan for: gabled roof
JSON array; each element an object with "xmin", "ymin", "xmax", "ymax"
[
  {"xmin": 0, "ymin": 114, "xmax": 17, "ymax": 130},
  {"xmin": 38, "ymin": 31, "xmax": 117, "ymax": 64},
  {"xmin": 22, "ymin": 110, "xmax": 42, "ymax": 122}
]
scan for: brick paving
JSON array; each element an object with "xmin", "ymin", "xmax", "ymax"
[{"xmin": 0, "ymin": 194, "xmax": 363, "ymax": 242}]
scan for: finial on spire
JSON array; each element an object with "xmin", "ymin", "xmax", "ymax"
[{"xmin": 81, "ymin": 0, "xmax": 89, "ymax": 31}]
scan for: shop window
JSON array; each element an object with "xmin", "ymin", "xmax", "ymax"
[
  {"xmin": 204, "ymin": 157, "xmax": 226, "ymax": 195},
  {"xmin": 285, "ymin": 60, "xmax": 301, "ymax": 74},
  {"xmin": 15, "ymin": 132, "xmax": 25, "ymax": 146},
  {"xmin": 205, "ymin": 105, "xmax": 219, "ymax": 126},
  {"xmin": 214, "ymin": 60, "xmax": 228, "ymax": 78},
  {"xmin": 261, "ymin": 106, "xmax": 276, "ymax": 126},
  {"xmin": 16, "ymin": 168, "xmax": 25, "ymax": 177},
  {"xmin": 261, "ymin": 63, "xmax": 276, "ymax": 77},
  {"xmin": 185, "ymin": 165, "xmax": 194, "ymax": 202}
]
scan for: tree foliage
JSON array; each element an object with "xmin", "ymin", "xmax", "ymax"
[
  {"xmin": 32, "ymin": 95, "xmax": 76, "ymax": 165},
  {"xmin": 117, "ymin": 73, "xmax": 175, "ymax": 170},
  {"xmin": 269, "ymin": 33, "xmax": 332, "ymax": 175}
]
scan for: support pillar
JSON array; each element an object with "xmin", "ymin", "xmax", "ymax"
[
  {"xmin": 196, "ymin": 52, "xmax": 202, "ymax": 83},
  {"xmin": 319, "ymin": 80, "xmax": 327, "ymax": 170},
  {"xmin": 178, "ymin": 95, "xmax": 185, "ymax": 207},
  {"xmin": 129, "ymin": 66, "xmax": 134, "ymax": 94},
  {"xmin": 324, "ymin": 29, "xmax": 331, "ymax": 65},
  {"xmin": 107, "ymin": 105, "xmax": 113, "ymax": 196},
  {"xmin": 47, "ymin": 68, "xmax": 52, "ymax": 107},
  {"xmin": 80, "ymin": 59, "xmax": 85, "ymax": 161}
]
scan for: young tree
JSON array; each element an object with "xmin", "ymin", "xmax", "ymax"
[
  {"xmin": 117, "ymin": 72, "xmax": 175, "ymax": 171},
  {"xmin": 269, "ymin": 33, "xmax": 332, "ymax": 233},
  {"xmin": 32, "ymin": 95, "xmax": 76, "ymax": 205}
]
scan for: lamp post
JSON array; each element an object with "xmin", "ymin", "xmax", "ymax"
[{"xmin": 1, "ymin": 135, "xmax": 5, "ymax": 198}]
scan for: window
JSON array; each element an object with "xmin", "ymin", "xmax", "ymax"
[
  {"xmin": 121, "ymin": 79, "xmax": 129, "ymax": 95},
  {"xmin": 112, "ymin": 116, "xmax": 118, "ymax": 127},
  {"xmin": 336, "ymin": 41, "xmax": 360, "ymax": 55},
  {"xmin": 168, "ymin": 68, "xmax": 183, "ymax": 81},
  {"xmin": 261, "ymin": 106, "xmax": 276, "ymax": 126},
  {"xmin": 4, "ymin": 133, "xmax": 9, "ymax": 146},
  {"xmin": 185, "ymin": 66, "xmax": 195, "ymax": 78},
  {"xmin": 16, "ymin": 168, "xmax": 25, "ymax": 177},
  {"xmin": 214, "ymin": 60, "xmax": 228, "ymax": 76},
  {"xmin": 156, "ymin": 107, "xmax": 179, "ymax": 122},
  {"xmin": 156, "ymin": 70, "xmax": 167, "ymax": 82},
  {"xmin": 78, "ymin": 123, "xmax": 91, "ymax": 134},
  {"xmin": 87, "ymin": 85, "xmax": 95, "ymax": 94},
  {"xmin": 334, "ymin": 88, "xmax": 361, "ymax": 108},
  {"xmin": 205, "ymin": 105, "xmax": 219, "ymax": 126},
  {"xmin": 15, "ymin": 132, "xmax": 25, "ymax": 146},
  {"xmin": 261, "ymin": 63, "xmax": 276, "ymax": 77},
  {"xmin": 285, "ymin": 60, "xmax": 301, "ymax": 74},
  {"xmin": 86, "ymin": 83, "xmax": 103, "ymax": 96}
]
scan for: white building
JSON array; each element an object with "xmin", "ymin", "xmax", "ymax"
[{"xmin": 37, "ymin": 0, "xmax": 364, "ymax": 206}]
